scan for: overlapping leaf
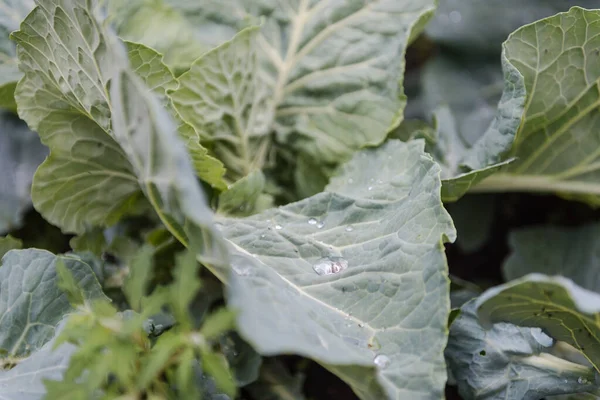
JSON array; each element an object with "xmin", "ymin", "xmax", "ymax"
[
  {"xmin": 464, "ymin": 7, "xmax": 600, "ymax": 205},
  {"xmin": 13, "ymin": 0, "xmax": 227, "ymax": 273},
  {"xmin": 111, "ymin": 0, "xmax": 437, "ymax": 170},
  {"xmin": 170, "ymin": 27, "xmax": 272, "ymax": 182},
  {"xmin": 125, "ymin": 41, "xmax": 227, "ymax": 189},
  {"xmin": 447, "ymin": 301, "xmax": 598, "ymax": 400},
  {"xmin": 0, "ymin": 250, "xmax": 104, "ymax": 360},
  {"xmin": 221, "ymin": 140, "xmax": 456, "ymax": 399},
  {"xmin": 477, "ymin": 273, "xmax": 600, "ymax": 372}
]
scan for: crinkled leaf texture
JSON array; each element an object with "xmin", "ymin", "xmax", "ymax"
[
  {"xmin": 0, "ymin": 112, "xmax": 47, "ymax": 233},
  {"xmin": 0, "ymin": 249, "xmax": 105, "ymax": 358},
  {"xmin": 447, "ymin": 300, "xmax": 597, "ymax": 400},
  {"xmin": 477, "ymin": 274, "xmax": 600, "ymax": 373},
  {"xmin": 125, "ymin": 40, "xmax": 228, "ymax": 189},
  {"xmin": 170, "ymin": 27, "xmax": 272, "ymax": 182},
  {"xmin": 468, "ymin": 7, "xmax": 600, "ymax": 206},
  {"xmin": 221, "ymin": 140, "xmax": 456, "ymax": 399},
  {"xmin": 504, "ymin": 223, "xmax": 600, "ymax": 289},
  {"xmin": 0, "ymin": 0, "xmax": 35, "ymax": 110},
  {"xmin": 112, "ymin": 0, "xmax": 437, "ymax": 168},
  {"xmin": 12, "ymin": 0, "xmax": 227, "ymax": 273},
  {"xmin": 0, "ymin": 322, "xmax": 75, "ymax": 400}
]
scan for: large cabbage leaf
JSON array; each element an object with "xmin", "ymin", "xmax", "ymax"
[{"xmin": 222, "ymin": 140, "xmax": 456, "ymax": 399}]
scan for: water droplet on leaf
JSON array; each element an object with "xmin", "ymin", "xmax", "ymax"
[
  {"xmin": 578, "ymin": 377, "xmax": 589, "ymax": 384},
  {"xmin": 308, "ymin": 218, "xmax": 318, "ymax": 225},
  {"xmin": 312, "ymin": 256, "xmax": 349, "ymax": 275},
  {"xmin": 367, "ymin": 186, "xmax": 373, "ymax": 191},
  {"xmin": 449, "ymin": 10, "xmax": 462, "ymax": 23},
  {"xmin": 317, "ymin": 221, "xmax": 325, "ymax": 229},
  {"xmin": 373, "ymin": 354, "xmax": 390, "ymax": 369},
  {"xmin": 345, "ymin": 225, "xmax": 354, "ymax": 232},
  {"xmin": 275, "ymin": 224, "xmax": 283, "ymax": 230}
]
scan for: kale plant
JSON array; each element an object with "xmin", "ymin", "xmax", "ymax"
[{"xmin": 2, "ymin": 1, "xmax": 600, "ymax": 399}]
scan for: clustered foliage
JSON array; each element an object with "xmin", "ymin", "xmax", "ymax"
[{"xmin": 3, "ymin": 1, "xmax": 600, "ymax": 400}]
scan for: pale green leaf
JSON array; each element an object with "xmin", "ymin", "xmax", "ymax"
[
  {"xmin": 170, "ymin": 27, "xmax": 272, "ymax": 182},
  {"xmin": 255, "ymin": 0, "xmax": 436, "ymax": 165},
  {"xmin": 13, "ymin": 0, "xmax": 228, "ymax": 276},
  {"xmin": 468, "ymin": 8, "xmax": 600, "ymax": 205},
  {"xmin": 447, "ymin": 300, "xmax": 599, "ymax": 400},
  {"xmin": 221, "ymin": 140, "xmax": 456, "ymax": 399},
  {"xmin": 0, "ymin": 249, "xmax": 105, "ymax": 359},
  {"xmin": 123, "ymin": 245, "xmax": 154, "ymax": 311},
  {"xmin": 477, "ymin": 273, "xmax": 600, "ymax": 372},
  {"xmin": 217, "ymin": 170, "xmax": 270, "ymax": 216},
  {"xmin": 126, "ymin": 40, "xmax": 228, "ymax": 190},
  {"xmin": 504, "ymin": 223, "xmax": 600, "ymax": 289},
  {"xmin": 0, "ymin": 235, "xmax": 21, "ymax": 258},
  {"xmin": 108, "ymin": 0, "xmax": 221, "ymax": 69},
  {"xmin": 0, "ymin": 112, "xmax": 47, "ymax": 233},
  {"xmin": 0, "ymin": 322, "xmax": 76, "ymax": 400}
]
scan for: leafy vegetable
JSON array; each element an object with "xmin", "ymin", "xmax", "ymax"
[
  {"xmin": 222, "ymin": 140, "xmax": 456, "ymax": 399},
  {"xmin": 5, "ymin": 1, "xmax": 600, "ymax": 399},
  {"xmin": 447, "ymin": 300, "xmax": 598, "ymax": 400},
  {"xmin": 477, "ymin": 274, "xmax": 600, "ymax": 372}
]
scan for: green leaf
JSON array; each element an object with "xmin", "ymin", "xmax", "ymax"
[
  {"xmin": 123, "ymin": 1, "xmax": 437, "ymax": 167},
  {"xmin": 170, "ymin": 247, "xmax": 201, "ymax": 323},
  {"xmin": 504, "ymin": 223, "xmax": 600, "ymax": 289},
  {"xmin": 426, "ymin": 0, "xmax": 600, "ymax": 54},
  {"xmin": 199, "ymin": 308, "xmax": 236, "ymax": 341},
  {"xmin": 0, "ymin": 322, "xmax": 77, "ymax": 399},
  {"xmin": 170, "ymin": 27, "xmax": 273, "ymax": 182},
  {"xmin": 467, "ymin": 7, "xmax": 600, "ymax": 205},
  {"xmin": 0, "ymin": 0, "xmax": 35, "ymax": 110},
  {"xmin": 123, "ymin": 245, "xmax": 154, "ymax": 311},
  {"xmin": 447, "ymin": 300, "xmax": 599, "ymax": 400},
  {"xmin": 0, "ymin": 234, "xmax": 21, "ymax": 258},
  {"xmin": 13, "ymin": 0, "xmax": 228, "ymax": 277},
  {"xmin": 221, "ymin": 140, "xmax": 456, "ymax": 399},
  {"xmin": 199, "ymin": 350, "xmax": 237, "ymax": 398},
  {"xmin": 108, "ymin": 0, "xmax": 218, "ymax": 69},
  {"xmin": 254, "ymin": 0, "xmax": 437, "ymax": 165},
  {"xmin": 126, "ymin": 41, "xmax": 228, "ymax": 189},
  {"xmin": 0, "ymin": 249, "xmax": 105, "ymax": 359},
  {"xmin": 217, "ymin": 170, "xmax": 271, "ymax": 217},
  {"xmin": 0, "ymin": 112, "xmax": 47, "ymax": 233},
  {"xmin": 477, "ymin": 273, "xmax": 600, "ymax": 372}
]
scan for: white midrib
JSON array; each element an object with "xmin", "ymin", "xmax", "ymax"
[{"xmin": 271, "ymin": 0, "xmax": 310, "ymax": 108}]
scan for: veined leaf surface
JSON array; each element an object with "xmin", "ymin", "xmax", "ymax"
[{"xmin": 222, "ymin": 140, "xmax": 456, "ymax": 399}]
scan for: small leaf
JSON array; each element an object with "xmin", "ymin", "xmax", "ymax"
[
  {"xmin": 477, "ymin": 274, "xmax": 600, "ymax": 372},
  {"xmin": 200, "ymin": 308, "xmax": 236, "ymax": 341},
  {"xmin": 0, "ymin": 235, "xmax": 21, "ymax": 259},
  {"xmin": 218, "ymin": 171, "xmax": 270, "ymax": 216},
  {"xmin": 0, "ymin": 250, "xmax": 105, "ymax": 358},
  {"xmin": 123, "ymin": 245, "xmax": 155, "ymax": 311},
  {"xmin": 170, "ymin": 27, "xmax": 273, "ymax": 182},
  {"xmin": 447, "ymin": 300, "xmax": 598, "ymax": 400},
  {"xmin": 199, "ymin": 350, "xmax": 237, "ymax": 398}
]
